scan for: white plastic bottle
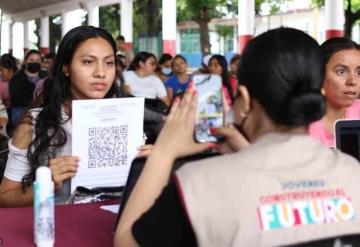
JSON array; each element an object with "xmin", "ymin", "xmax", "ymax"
[{"xmin": 34, "ymin": 166, "xmax": 55, "ymax": 247}]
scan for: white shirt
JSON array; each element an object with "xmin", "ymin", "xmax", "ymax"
[
  {"xmin": 4, "ymin": 108, "xmax": 72, "ymax": 203},
  {"xmin": 123, "ymin": 71, "xmax": 167, "ymax": 99}
]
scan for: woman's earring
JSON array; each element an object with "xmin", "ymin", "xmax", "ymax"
[{"xmin": 321, "ymin": 88, "xmax": 326, "ymax": 96}]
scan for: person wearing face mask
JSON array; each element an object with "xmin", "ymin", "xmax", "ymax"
[
  {"xmin": 155, "ymin": 53, "xmax": 173, "ymax": 82},
  {"xmin": 9, "ymin": 50, "xmax": 46, "ymax": 130}
]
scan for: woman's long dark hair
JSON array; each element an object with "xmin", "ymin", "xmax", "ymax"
[
  {"xmin": 0, "ymin": 53, "xmax": 18, "ymax": 74},
  {"xmin": 22, "ymin": 26, "xmax": 121, "ymax": 188},
  {"xmin": 321, "ymin": 37, "xmax": 360, "ymax": 66},
  {"xmin": 209, "ymin": 54, "xmax": 234, "ymax": 100}
]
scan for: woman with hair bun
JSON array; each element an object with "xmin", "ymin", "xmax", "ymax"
[
  {"xmin": 115, "ymin": 28, "xmax": 360, "ymax": 246},
  {"xmin": 309, "ymin": 37, "xmax": 360, "ymax": 147}
]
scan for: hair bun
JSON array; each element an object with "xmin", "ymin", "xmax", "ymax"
[{"xmin": 278, "ymin": 92, "xmax": 325, "ymax": 127}]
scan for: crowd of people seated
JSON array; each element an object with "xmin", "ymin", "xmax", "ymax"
[{"xmin": 0, "ymin": 25, "xmax": 360, "ymax": 246}]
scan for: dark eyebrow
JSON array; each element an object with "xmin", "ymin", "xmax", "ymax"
[
  {"xmin": 80, "ymin": 54, "xmax": 115, "ymax": 59},
  {"xmin": 333, "ymin": 64, "xmax": 348, "ymax": 69}
]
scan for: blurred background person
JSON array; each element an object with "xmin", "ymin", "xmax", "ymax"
[
  {"xmin": 155, "ymin": 53, "xmax": 173, "ymax": 82},
  {"xmin": 0, "ymin": 54, "xmax": 17, "ymax": 109},
  {"xmin": 9, "ymin": 50, "xmax": 46, "ymax": 130},
  {"xmin": 41, "ymin": 52, "xmax": 56, "ymax": 77},
  {"xmin": 123, "ymin": 52, "xmax": 169, "ymax": 106},
  {"xmin": 208, "ymin": 54, "xmax": 235, "ymax": 106},
  {"xmin": 165, "ymin": 55, "xmax": 191, "ymax": 103},
  {"xmin": 116, "ymin": 54, "xmax": 127, "ymax": 73},
  {"xmin": 194, "ymin": 54, "xmax": 212, "ymax": 75},
  {"xmin": 115, "ymin": 54, "xmax": 131, "ymax": 95},
  {"xmin": 309, "ymin": 37, "xmax": 360, "ymax": 147},
  {"xmin": 116, "ymin": 35, "xmax": 135, "ymax": 68},
  {"xmin": 34, "ymin": 52, "xmax": 57, "ymax": 103},
  {"xmin": 229, "ymin": 54, "xmax": 241, "ymax": 96}
]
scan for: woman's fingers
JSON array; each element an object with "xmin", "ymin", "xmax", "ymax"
[
  {"xmin": 211, "ymin": 126, "xmax": 236, "ymax": 139},
  {"xmin": 167, "ymin": 96, "xmax": 180, "ymax": 121},
  {"xmin": 177, "ymin": 85, "xmax": 196, "ymax": 121},
  {"xmin": 192, "ymin": 142, "xmax": 215, "ymax": 155},
  {"xmin": 211, "ymin": 125, "xmax": 250, "ymax": 153},
  {"xmin": 49, "ymin": 156, "xmax": 80, "ymax": 166},
  {"xmin": 136, "ymin": 144, "xmax": 154, "ymax": 157},
  {"xmin": 49, "ymin": 156, "xmax": 80, "ymax": 189}
]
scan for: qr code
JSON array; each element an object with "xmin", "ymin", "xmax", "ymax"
[{"xmin": 88, "ymin": 126, "xmax": 128, "ymax": 168}]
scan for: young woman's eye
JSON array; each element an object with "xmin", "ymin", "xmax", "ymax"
[
  {"xmin": 83, "ymin": 60, "xmax": 93, "ymax": 65},
  {"xmin": 106, "ymin": 61, "xmax": 115, "ymax": 67},
  {"xmin": 336, "ymin": 68, "xmax": 346, "ymax": 75}
]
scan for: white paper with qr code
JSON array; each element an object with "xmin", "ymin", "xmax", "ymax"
[{"xmin": 71, "ymin": 97, "xmax": 144, "ymax": 192}]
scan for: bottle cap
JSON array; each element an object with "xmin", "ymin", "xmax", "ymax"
[{"xmin": 36, "ymin": 166, "xmax": 52, "ymax": 184}]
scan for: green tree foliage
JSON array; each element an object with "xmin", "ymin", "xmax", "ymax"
[
  {"xmin": 255, "ymin": 0, "xmax": 287, "ymax": 14},
  {"xmin": 177, "ymin": 0, "xmax": 237, "ymax": 54},
  {"xmin": 341, "ymin": 0, "xmax": 360, "ymax": 37},
  {"xmin": 134, "ymin": 0, "xmax": 161, "ymax": 37},
  {"xmin": 99, "ymin": 5, "xmax": 120, "ymax": 38},
  {"xmin": 311, "ymin": 0, "xmax": 360, "ymax": 37},
  {"xmin": 49, "ymin": 16, "xmax": 61, "ymax": 52},
  {"xmin": 34, "ymin": 15, "xmax": 61, "ymax": 52},
  {"xmin": 133, "ymin": 0, "xmax": 162, "ymax": 53},
  {"xmin": 216, "ymin": 25, "xmax": 233, "ymax": 37}
]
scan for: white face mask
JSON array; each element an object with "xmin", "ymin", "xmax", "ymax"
[{"xmin": 161, "ymin": 67, "xmax": 172, "ymax": 76}]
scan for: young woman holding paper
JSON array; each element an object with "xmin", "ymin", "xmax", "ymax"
[{"xmin": 0, "ymin": 26, "xmax": 149, "ymax": 207}]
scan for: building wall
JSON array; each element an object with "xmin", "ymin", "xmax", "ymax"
[{"xmin": 177, "ymin": 7, "xmax": 334, "ymax": 68}]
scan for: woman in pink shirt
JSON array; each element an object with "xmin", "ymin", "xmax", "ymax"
[
  {"xmin": 309, "ymin": 38, "xmax": 360, "ymax": 147},
  {"xmin": 0, "ymin": 54, "xmax": 18, "ymax": 108},
  {"xmin": 208, "ymin": 54, "xmax": 235, "ymax": 107}
]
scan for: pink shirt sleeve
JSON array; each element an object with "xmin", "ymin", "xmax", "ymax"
[
  {"xmin": 346, "ymin": 99, "xmax": 360, "ymax": 119},
  {"xmin": 308, "ymin": 99, "xmax": 360, "ymax": 147}
]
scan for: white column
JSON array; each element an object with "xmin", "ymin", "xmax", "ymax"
[
  {"xmin": 87, "ymin": 3, "xmax": 99, "ymax": 27},
  {"xmin": 8, "ymin": 21, "xmax": 13, "ymax": 54},
  {"xmin": 120, "ymin": 0, "xmax": 133, "ymax": 48},
  {"xmin": 62, "ymin": 10, "xmax": 82, "ymax": 37},
  {"xmin": 162, "ymin": 0, "xmax": 177, "ymax": 55},
  {"xmin": 325, "ymin": 0, "xmax": 344, "ymax": 39},
  {"xmin": 62, "ymin": 11, "xmax": 70, "ymax": 37},
  {"xmin": 40, "ymin": 16, "xmax": 50, "ymax": 54},
  {"xmin": 23, "ymin": 21, "xmax": 30, "ymax": 55},
  {"xmin": 238, "ymin": 0, "xmax": 255, "ymax": 53}
]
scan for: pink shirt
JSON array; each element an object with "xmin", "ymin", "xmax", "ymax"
[
  {"xmin": 308, "ymin": 99, "xmax": 360, "ymax": 147},
  {"xmin": 0, "ymin": 80, "xmax": 10, "ymax": 108}
]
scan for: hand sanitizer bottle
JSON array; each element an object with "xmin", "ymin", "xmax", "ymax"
[{"xmin": 34, "ymin": 166, "xmax": 55, "ymax": 247}]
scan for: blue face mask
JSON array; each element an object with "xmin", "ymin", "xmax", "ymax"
[{"xmin": 161, "ymin": 67, "xmax": 172, "ymax": 76}]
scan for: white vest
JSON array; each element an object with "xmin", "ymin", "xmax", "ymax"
[{"xmin": 175, "ymin": 133, "xmax": 360, "ymax": 246}]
